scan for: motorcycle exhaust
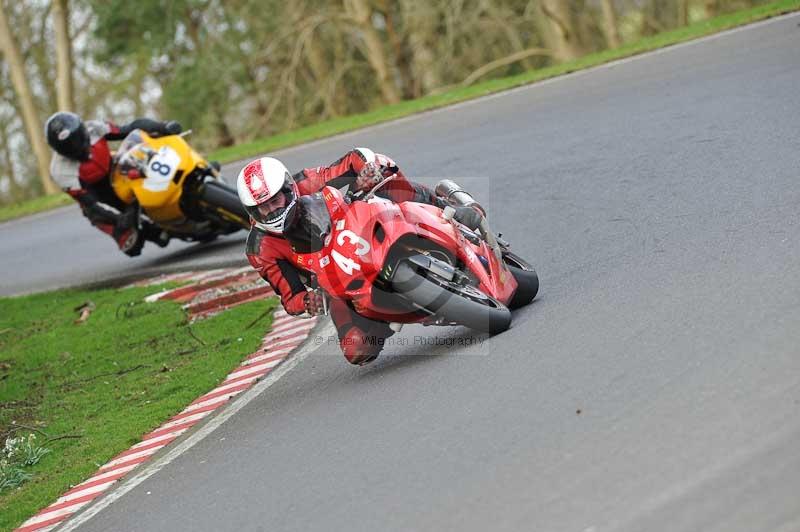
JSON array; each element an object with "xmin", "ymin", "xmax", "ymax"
[{"xmin": 435, "ymin": 180, "xmax": 485, "ymax": 214}]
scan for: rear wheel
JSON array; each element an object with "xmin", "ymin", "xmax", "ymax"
[{"xmin": 392, "ymin": 261, "xmax": 511, "ymax": 335}]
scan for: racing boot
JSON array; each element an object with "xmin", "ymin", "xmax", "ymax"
[
  {"xmin": 142, "ymin": 221, "xmax": 170, "ymax": 248},
  {"xmin": 339, "ymin": 320, "xmax": 396, "ymax": 366},
  {"xmin": 115, "ymin": 226, "xmax": 145, "ymax": 257},
  {"xmin": 115, "ymin": 202, "xmax": 145, "ymax": 256},
  {"xmin": 340, "ymin": 328, "xmax": 382, "ymax": 366}
]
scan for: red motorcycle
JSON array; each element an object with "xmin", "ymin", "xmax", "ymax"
[{"xmin": 283, "ymin": 178, "xmax": 538, "ymax": 334}]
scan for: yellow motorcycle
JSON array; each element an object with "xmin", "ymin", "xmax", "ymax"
[{"xmin": 112, "ymin": 129, "xmax": 249, "ymax": 245}]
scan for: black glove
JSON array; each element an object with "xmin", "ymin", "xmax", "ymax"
[
  {"xmin": 452, "ymin": 205, "xmax": 483, "ymax": 230},
  {"xmin": 164, "ymin": 121, "xmax": 182, "ymax": 135}
]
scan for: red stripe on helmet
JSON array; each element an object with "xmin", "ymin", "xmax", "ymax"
[{"xmin": 243, "ymin": 159, "xmax": 272, "ymax": 202}]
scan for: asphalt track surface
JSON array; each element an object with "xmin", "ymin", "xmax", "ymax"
[{"xmin": 6, "ymin": 14, "xmax": 800, "ymax": 532}]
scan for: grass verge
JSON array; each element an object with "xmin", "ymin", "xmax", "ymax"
[
  {"xmin": 0, "ymin": 284, "xmax": 277, "ymax": 531},
  {"xmin": 2, "ymin": 0, "xmax": 798, "ymax": 225},
  {"xmin": 0, "ymin": 194, "xmax": 72, "ymax": 225}
]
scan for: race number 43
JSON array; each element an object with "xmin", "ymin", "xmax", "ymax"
[{"xmin": 332, "ymin": 230, "xmax": 370, "ymax": 275}]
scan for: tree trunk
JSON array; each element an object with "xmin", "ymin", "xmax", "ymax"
[
  {"xmin": 305, "ymin": 36, "xmax": 344, "ymax": 118},
  {"xmin": 53, "ymin": 0, "xmax": 75, "ymax": 111},
  {"xmin": 344, "ymin": 0, "xmax": 401, "ymax": 104},
  {"xmin": 677, "ymin": 0, "xmax": 690, "ymax": 26},
  {"xmin": 536, "ymin": 0, "xmax": 586, "ymax": 62},
  {"xmin": 479, "ymin": 0, "xmax": 534, "ymax": 70},
  {"xmin": 600, "ymin": 0, "xmax": 622, "ymax": 49},
  {"xmin": 0, "ymin": 117, "xmax": 24, "ymax": 201},
  {"xmin": 640, "ymin": 0, "xmax": 679, "ymax": 36},
  {"xmin": 31, "ymin": 6, "xmax": 58, "ymax": 111},
  {"xmin": 704, "ymin": 0, "xmax": 719, "ymax": 18},
  {"xmin": 216, "ymin": 116, "xmax": 235, "ymax": 147},
  {"xmin": 0, "ymin": 3, "xmax": 57, "ymax": 195},
  {"xmin": 378, "ymin": 0, "xmax": 415, "ymax": 99},
  {"xmin": 401, "ymin": 0, "xmax": 441, "ymax": 96}
]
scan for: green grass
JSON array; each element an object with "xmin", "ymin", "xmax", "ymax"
[
  {"xmin": 0, "ymin": 284, "xmax": 277, "ymax": 531},
  {"xmin": 2, "ymin": 0, "xmax": 798, "ymax": 225},
  {"xmin": 0, "ymin": 193, "xmax": 72, "ymax": 224},
  {"xmin": 209, "ymin": 0, "xmax": 800, "ymax": 164}
]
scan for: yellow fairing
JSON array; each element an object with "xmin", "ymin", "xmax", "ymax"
[{"xmin": 111, "ymin": 132, "xmax": 207, "ymax": 224}]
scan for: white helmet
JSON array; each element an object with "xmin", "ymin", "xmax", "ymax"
[{"xmin": 236, "ymin": 157, "xmax": 299, "ymax": 234}]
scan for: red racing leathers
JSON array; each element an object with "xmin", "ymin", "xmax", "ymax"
[{"xmin": 246, "ymin": 148, "xmax": 445, "ymax": 365}]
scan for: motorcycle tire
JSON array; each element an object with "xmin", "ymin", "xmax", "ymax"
[
  {"xmin": 392, "ymin": 261, "xmax": 511, "ymax": 335},
  {"xmin": 502, "ymin": 252, "xmax": 539, "ymax": 309},
  {"xmin": 200, "ymin": 181, "xmax": 250, "ymax": 229}
]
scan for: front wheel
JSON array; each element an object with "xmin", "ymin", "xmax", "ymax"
[
  {"xmin": 392, "ymin": 262, "xmax": 511, "ymax": 335},
  {"xmin": 503, "ymin": 251, "xmax": 538, "ymax": 309}
]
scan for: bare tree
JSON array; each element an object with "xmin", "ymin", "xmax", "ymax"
[
  {"xmin": 704, "ymin": 0, "xmax": 719, "ymax": 18},
  {"xmin": 400, "ymin": 0, "xmax": 441, "ymax": 96},
  {"xmin": 461, "ymin": 47, "xmax": 552, "ymax": 86},
  {"xmin": 600, "ymin": 0, "xmax": 622, "ymax": 49},
  {"xmin": 343, "ymin": 0, "xmax": 401, "ymax": 104},
  {"xmin": 53, "ymin": 0, "xmax": 76, "ymax": 111},
  {"xmin": 677, "ymin": 0, "xmax": 690, "ymax": 26},
  {"xmin": 641, "ymin": 0, "xmax": 680, "ymax": 35},
  {"xmin": 536, "ymin": 0, "xmax": 587, "ymax": 62},
  {"xmin": 0, "ymin": 1, "xmax": 57, "ymax": 195},
  {"xmin": 378, "ymin": 0, "xmax": 416, "ymax": 99},
  {"xmin": 0, "ymin": 116, "xmax": 24, "ymax": 202}
]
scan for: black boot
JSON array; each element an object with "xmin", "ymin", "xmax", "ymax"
[{"xmin": 142, "ymin": 222, "xmax": 170, "ymax": 248}]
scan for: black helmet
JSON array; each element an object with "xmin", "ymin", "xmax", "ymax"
[
  {"xmin": 45, "ymin": 112, "xmax": 90, "ymax": 161},
  {"xmin": 283, "ymin": 193, "xmax": 332, "ymax": 254}
]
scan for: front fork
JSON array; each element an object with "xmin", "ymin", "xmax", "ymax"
[{"xmin": 440, "ymin": 207, "xmax": 510, "ymax": 285}]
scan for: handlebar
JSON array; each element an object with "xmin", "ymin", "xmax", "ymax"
[{"xmin": 345, "ymin": 174, "xmax": 397, "ymax": 203}]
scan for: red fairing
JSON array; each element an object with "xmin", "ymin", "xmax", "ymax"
[
  {"xmin": 300, "ymin": 187, "xmax": 518, "ymax": 324},
  {"xmin": 78, "ymin": 138, "xmax": 112, "ymax": 185}
]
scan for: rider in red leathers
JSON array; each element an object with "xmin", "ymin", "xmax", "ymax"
[
  {"xmin": 45, "ymin": 111, "xmax": 182, "ymax": 256},
  {"xmin": 237, "ymin": 149, "xmax": 482, "ymax": 365}
]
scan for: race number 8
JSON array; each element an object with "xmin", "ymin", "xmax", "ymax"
[{"xmin": 150, "ymin": 161, "xmax": 171, "ymax": 176}]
